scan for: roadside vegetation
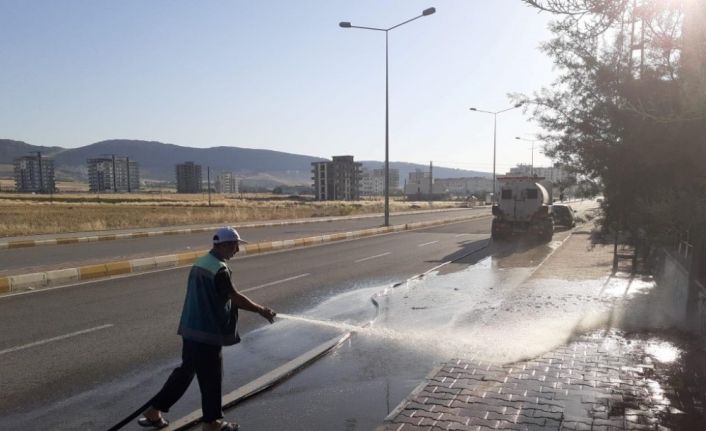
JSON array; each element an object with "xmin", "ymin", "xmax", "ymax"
[
  {"xmin": 0, "ymin": 192, "xmax": 466, "ymax": 236},
  {"xmin": 520, "ymin": 0, "xmax": 706, "ymax": 263}
]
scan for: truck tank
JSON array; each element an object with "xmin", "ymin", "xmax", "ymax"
[{"xmin": 491, "ymin": 176, "xmax": 553, "ymax": 241}]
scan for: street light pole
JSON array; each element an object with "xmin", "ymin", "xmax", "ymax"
[
  {"xmin": 385, "ymin": 30, "xmax": 389, "ymax": 226},
  {"xmin": 469, "ymin": 103, "xmax": 523, "ymax": 203},
  {"xmin": 340, "ymin": 7, "xmax": 436, "ymax": 227},
  {"xmin": 515, "ymin": 136, "xmax": 538, "ymax": 176}
]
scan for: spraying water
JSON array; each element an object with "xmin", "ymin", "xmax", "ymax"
[{"xmin": 277, "ymin": 313, "xmax": 368, "ymax": 333}]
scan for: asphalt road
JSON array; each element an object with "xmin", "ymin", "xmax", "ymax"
[
  {"xmin": 0, "ymin": 216, "xmax": 492, "ymax": 420},
  {"xmin": 0, "ymin": 208, "xmax": 488, "ymax": 276}
]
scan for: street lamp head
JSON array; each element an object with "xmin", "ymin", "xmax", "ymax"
[
  {"xmin": 469, "ymin": 107, "xmax": 477, "ymax": 111},
  {"xmin": 514, "ymin": 102, "xmax": 524, "ymax": 108},
  {"xmin": 515, "ymin": 136, "xmax": 521, "ymax": 140},
  {"xmin": 422, "ymin": 7, "xmax": 436, "ymax": 16},
  {"xmin": 339, "ymin": 21, "xmax": 352, "ymax": 28}
]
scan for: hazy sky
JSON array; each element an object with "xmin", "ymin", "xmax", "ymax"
[{"xmin": 0, "ymin": 0, "xmax": 558, "ymax": 173}]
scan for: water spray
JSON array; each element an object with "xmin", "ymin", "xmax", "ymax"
[{"xmin": 276, "ymin": 313, "xmax": 367, "ymax": 332}]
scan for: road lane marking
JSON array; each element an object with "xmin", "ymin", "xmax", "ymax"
[
  {"xmin": 354, "ymin": 252, "xmax": 391, "ymax": 263},
  {"xmin": 455, "ymin": 233, "xmax": 472, "ymax": 237},
  {"xmin": 0, "ymin": 324, "xmax": 114, "ymax": 356},
  {"xmin": 240, "ymin": 273, "xmax": 310, "ymax": 293},
  {"xmin": 417, "ymin": 240, "xmax": 439, "ymax": 247}
]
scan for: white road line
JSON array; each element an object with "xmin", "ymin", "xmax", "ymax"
[
  {"xmin": 240, "ymin": 273, "xmax": 310, "ymax": 293},
  {"xmin": 0, "ymin": 324, "xmax": 113, "ymax": 356},
  {"xmin": 354, "ymin": 252, "xmax": 391, "ymax": 263},
  {"xmin": 417, "ymin": 240, "xmax": 439, "ymax": 247},
  {"xmin": 455, "ymin": 233, "xmax": 471, "ymax": 237}
]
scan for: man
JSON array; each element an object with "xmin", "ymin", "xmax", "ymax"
[{"xmin": 138, "ymin": 226, "xmax": 276, "ymax": 431}]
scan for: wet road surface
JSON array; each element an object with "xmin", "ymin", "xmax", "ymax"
[{"xmin": 10, "ymin": 200, "xmax": 691, "ymax": 431}]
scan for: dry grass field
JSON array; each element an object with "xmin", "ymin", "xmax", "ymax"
[{"xmin": 0, "ymin": 191, "xmax": 462, "ymax": 237}]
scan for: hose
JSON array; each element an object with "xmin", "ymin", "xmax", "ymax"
[{"xmin": 106, "ymin": 395, "xmax": 156, "ymax": 431}]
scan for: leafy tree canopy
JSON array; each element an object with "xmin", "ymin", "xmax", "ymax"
[{"xmin": 519, "ymin": 0, "xmax": 706, "ymax": 245}]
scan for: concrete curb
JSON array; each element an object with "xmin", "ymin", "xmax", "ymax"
[
  {"xmin": 0, "ymin": 213, "xmax": 490, "ymax": 294},
  {"xmin": 0, "ymin": 208, "xmax": 479, "ymax": 250}
]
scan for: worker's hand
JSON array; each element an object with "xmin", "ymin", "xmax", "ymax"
[{"xmin": 258, "ymin": 306, "xmax": 276, "ymax": 323}]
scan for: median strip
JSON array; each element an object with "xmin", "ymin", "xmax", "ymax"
[
  {"xmin": 0, "ymin": 213, "xmax": 490, "ymax": 294},
  {"xmin": 0, "ymin": 208, "xmax": 478, "ymax": 250}
]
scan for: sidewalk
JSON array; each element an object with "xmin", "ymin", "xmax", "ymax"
[{"xmin": 379, "ymin": 226, "xmax": 706, "ymax": 430}]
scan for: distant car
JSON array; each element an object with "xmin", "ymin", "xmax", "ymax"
[{"xmin": 552, "ymin": 204, "xmax": 576, "ymax": 228}]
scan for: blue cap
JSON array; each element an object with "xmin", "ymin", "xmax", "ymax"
[{"xmin": 213, "ymin": 226, "xmax": 248, "ymax": 244}]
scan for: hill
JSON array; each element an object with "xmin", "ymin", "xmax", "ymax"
[
  {"xmin": 51, "ymin": 139, "xmax": 326, "ymax": 184},
  {"xmin": 0, "ymin": 139, "xmax": 64, "ymax": 161},
  {"xmin": 360, "ymin": 161, "xmax": 490, "ymax": 183},
  {"xmin": 0, "ymin": 139, "xmax": 490, "ymax": 186}
]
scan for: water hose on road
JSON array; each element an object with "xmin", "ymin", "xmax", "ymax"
[
  {"xmin": 106, "ymin": 396, "xmax": 156, "ymax": 431},
  {"xmin": 106, "ymin": 238, "xmax": 491, "ymax": 431}
]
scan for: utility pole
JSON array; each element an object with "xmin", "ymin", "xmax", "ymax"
[
  {"xmin": 35, "ymin": 151, "xmax": 44, "ymax": 193},
  {"xmin": 207, "ymin": 166, "xmax": 212, "ymax": 207},
  {"xmin": 111, "ymin": 154, "xmax": 117, "ymax": 192},
  {"xmin": 126, "ymin": 157, "xmax": 131, "ymax": 193},
  {"xmin": 429, "ymin": 161, "xmax": 433, "ymax": 204}
]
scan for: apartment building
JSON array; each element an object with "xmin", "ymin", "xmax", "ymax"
[
  {"xmin": 14, "ymin": 154, "xmax": 55, "ymax": 193},
  {"xmin": 215, "ymin": 172, "xmax": 239, "ymax": 194},
  {"xmin": 176, "ymin": 162, "xmax": 202, "ymax": 193},
  {"xmin": 360, "ymin": 167, "xmax": 400, "ymax": 196},
  {"xmin": 311, "ymin": 155, "xmax": 362, "ymax": 201},
  {"xmin": 87, "ymin": 156, "xmax": 139, "ymax": 193}
]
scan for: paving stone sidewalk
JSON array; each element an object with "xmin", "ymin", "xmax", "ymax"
[{"xmin": 378, "ymin": 228, "xmax": 706, "ymax": 430}]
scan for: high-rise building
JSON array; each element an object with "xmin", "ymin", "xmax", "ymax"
[
  {"xmin": 87, "ymin": 156, "xmax": 139, "ymax": 193},
  {"xmin": 175, "ymin": 162, "xmax": 202, "ymax": 193},
  {"xmin": 311, "ymin": 156, "xmax": 362, "ymax": 201},
  {"xmin": 215, "ymin": 172, "xmax": 239, "ymax": 194},
  {"xmin": 14, "ymin": 154, "xmax": 55, "ymax": 193}
]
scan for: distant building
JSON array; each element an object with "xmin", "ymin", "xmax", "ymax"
[
  {"xmin": 403, "ymin": 169, "xmax": 445, "ymax": 199},
  {"xmin": 360, "ymin": 167, "xmax": 400, "ymax": 196},
  {"xmin": 506, "ymin": 164, "xmax": 570, "ymax": 183},
  {"xmin": 87, "ymin": 156, "xmax": 139, "ymax": 193},
  {"xmin": 14, "ymin": 154, "xmax": 55, "ymax": 193},
  {"xmin": 176, "ymin": 162, "xmax": 202, "ymax": 193},
  {"xmin": 433, "ymin": 177, "xmax": 493, "ymax": 197},
  {"xmin": 215, "ymin": 172, "xmax": 239, "ymax": 194},
  {"xmin": 506, "ymin": 164, "xmax": 572, "ymax": 200},
  {"xmin": 311, "ymin": 155, "xmax": 362, "ymax": 201}
]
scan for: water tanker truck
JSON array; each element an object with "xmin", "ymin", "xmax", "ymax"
[{"xmin": 491, "ymin": 176, "xmax": 553, "ymax": 241}]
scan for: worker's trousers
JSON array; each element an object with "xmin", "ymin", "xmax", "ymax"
[{"xmin": 151, "ymin": 338, "xmax": 223, "ymax": 422}]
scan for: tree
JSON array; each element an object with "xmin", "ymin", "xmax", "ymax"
[{"xmin": 519, "ymin": 0, "xmax": 706, "ymax": 246}]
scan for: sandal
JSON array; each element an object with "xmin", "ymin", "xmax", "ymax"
[
  {"xmin": 137, "ymin": 416, "xmax": 170, "ymax": 429},
  {"xmin": 205, "ymin": 420, "xmax": 239, "ymax": 431}
]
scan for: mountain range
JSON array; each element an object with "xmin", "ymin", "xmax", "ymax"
[{"xmin": 0, "ymin": 139, "xmax": 490, "ymax": 188}]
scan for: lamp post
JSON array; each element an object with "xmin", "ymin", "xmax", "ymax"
[
  {"xmin": 340, "ymin": 7, "xmax": 436, "ymax": 227},
  {"xmin": 469, "ymin": 103, "xmax": 523, "ymax": 203},
  {"xmin": 515, "ymin": 136, "xmax": 538, "ymax": 176}
]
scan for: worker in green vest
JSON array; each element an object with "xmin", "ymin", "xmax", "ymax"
[{"xmin": 139, "ymin": 227, "xmax": 276, "ymax": 431}]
